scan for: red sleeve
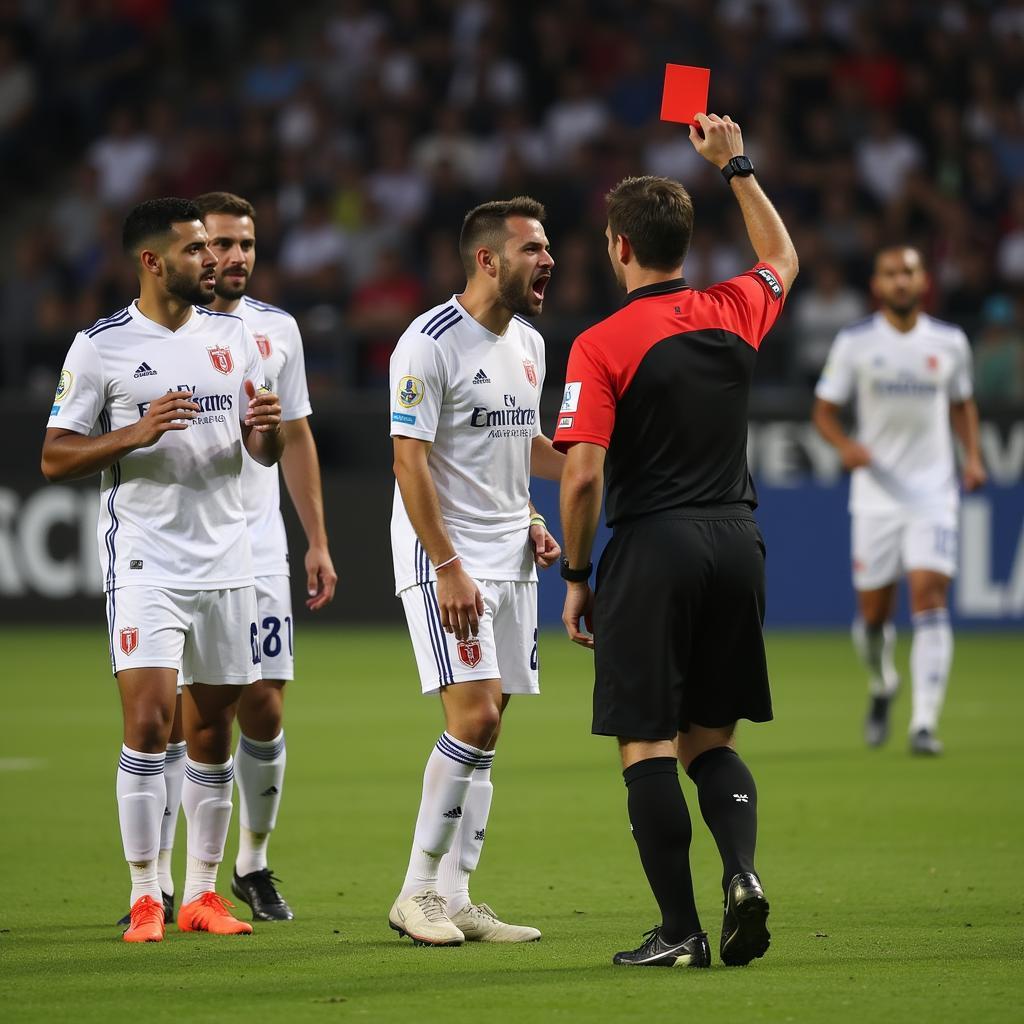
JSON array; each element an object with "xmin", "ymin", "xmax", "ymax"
[
  {"xmin": 552, "ymin": 335, "xmax": 616, "ymax": 452},
  {"xmin": 702, "ymin": 262, "xmax": 786, "ymax": 351}
]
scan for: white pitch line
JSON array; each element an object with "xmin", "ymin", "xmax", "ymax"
[{"xmin": 0, "ymin": 758, "xmax": 46, "ymax": 772}]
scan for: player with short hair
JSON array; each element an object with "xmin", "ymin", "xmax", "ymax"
[
  {"xmin": 41, "ymin": 197, "xmax": 284, "ymax": 942},
  {"xmin": 174, "ymin": 190, "xmax": 336, "ymax": 921},
  {"xmin": 388, "ymin": 196, "xmax": 562, "ymax": 946},
  {"xmin": 812, "ymin": 246, "xmax": 986, "ymax": 754},
  {"xmin": 556, "ymin": 116, "xmax": 798, "ymax": 968}
]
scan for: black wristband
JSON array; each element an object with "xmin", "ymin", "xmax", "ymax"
[{"xmin": 560, "ymin": 558, "xmax": 593, "ymax": 583}]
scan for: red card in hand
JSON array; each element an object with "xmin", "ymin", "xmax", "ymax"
[{"xmin": 660, "ymin": 64, "xmax": 710, "ymax": 126}]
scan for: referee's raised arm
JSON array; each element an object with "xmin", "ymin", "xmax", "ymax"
[{"xmin": 690, "ymin": 113, "xmax": 799, "ymax": 295}]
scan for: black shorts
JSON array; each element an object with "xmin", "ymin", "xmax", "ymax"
[{"xmin": 592, "ymin": 511, "xmax": 772, "ymax": 739}]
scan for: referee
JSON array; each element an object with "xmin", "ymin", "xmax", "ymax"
[{"xmin": 554, "ymin": 113, "xmax": 798, "ymax": 969}]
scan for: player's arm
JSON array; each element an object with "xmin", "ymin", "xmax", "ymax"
[
  {"xmin": 530, "ymin": 433, "xmax": 564, "ymax": 481},
  {"xmin": 41, "ymin": 390, "xmax": 200, "ymax": 481},
  {"xmin": 811, "ymin": 397, "xmax": 871, "ymax": 471},
  {"xmin": 241, "ymin": 380, "xmax": 285, "ymax": 466},
  {"xmin": 393, "ymin": 435, "xmax": 483, "ymax": 642},
  {"xmin": 950, "ymin": 399, "xmax": 986, "ymax": 491},
  {"xmin": 280, "ymin": 416, "xmax": 337, "ymax": 610},
  {"xmin": 690, "ymin": 113, "xmax": 799, "ymax": 294},
  {"xmin": 559, "ymin": 441, "xmax": 606, "ymax": 649}
]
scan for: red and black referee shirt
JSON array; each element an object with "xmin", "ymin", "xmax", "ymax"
[{"xmin": 552, "ymin": 263, "xmax": 786, "ymax": 527}]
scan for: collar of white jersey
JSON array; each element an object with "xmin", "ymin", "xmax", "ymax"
[
  {"xmin": 876, "ymin": 310, "xmax": 927, "ymax": 340},
  {"xmin": 450, "ymin": 294, "xmax": 526, "ymax": 342},
  {"xmin": 126, "ymin": 298, "xmax": 199, "ymax": 336}
]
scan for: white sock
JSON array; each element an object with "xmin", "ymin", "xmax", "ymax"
[
  {"xmin": 852, "ymin": 620, "xmax": 899, "ymax": 696},
  {"xmin": 910, "ymin": 608, "xmax": 953, "ymax": 734},
  {"xmin": 234, "ymin": 731, "xmax": 286, "ymax": 876},
  {"xmin": 159, "ymin": 741, "xmax": 186, "ymax": 895},
  {"xmin": 399, "ymin": 733, "xmax": 489, "ymax": 901},
  {"xmin": 181, "ymin": 756, "xmax": 234, "ymax": 905},
  {"xmin": 116, "ymin": 745, "xmax": 166, "ymax": 906},
  {"xmin": 438, "ymin": 756, "xmax": 495, "ymax": 915}
]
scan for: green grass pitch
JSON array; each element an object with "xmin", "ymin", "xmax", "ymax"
[{"xmin": 2, "ymin": 626, "xmax": 1022, "ymax": 1022}]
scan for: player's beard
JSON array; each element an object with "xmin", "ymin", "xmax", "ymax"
[
  {"xmin": 885, "ymin": 295, "xmax": 920, "ymax": 318},
  {"xmin": 166, "ymin": 263, "xmax": 214, "ymax": 306},
  {"xmin": 214, "ymin": 269, "xmax": 248, "ymax": 302},
  {"xmin": 497, "ymin": 261, "xmax": 538, "ymax": 318}
]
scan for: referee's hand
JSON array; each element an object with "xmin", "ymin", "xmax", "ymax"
[{"xmin": 563, "ymin": 583, "xmax": 594, "ymax": 649}]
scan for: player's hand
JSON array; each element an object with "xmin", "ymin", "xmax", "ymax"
[
  {"xmin": 305, "ymin": 544, "xmax": 337, "ymax": 611},
  {"xmin": 839, "ymin": 440, "xmax": 872, "ymax": 471},
  {"xmin": 562, "ymin": 582, "xmax": 595, "ymax": 649},
  {"xmin": 436, "ymin": 563, "xmax": 485, "ymax": 642},
  {"xmin": 244, "ymin": 380, "xmax": 282, "ymax": 434},
  {"xmin": 130, "ymin": 389, "xmax": 200, "ymax": 448},
  {"xmin": 689, "ymin": 113, "xmax": 744, "ymax": 169},
  {"xmin": 530, "ymin": 523, "xmax": 561, "ymax": 569},
  {"xmin": 962, "ymin": 458, "xmax": 987, "ymax": 492}
]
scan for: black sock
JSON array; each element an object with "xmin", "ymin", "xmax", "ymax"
[
  {"xmin": 622, "ymin": 757, "xmax": 701, "ymax": 943},
  {"xmin": 687, "ymin": 746, "xmax": 758, "ymax": 893}
]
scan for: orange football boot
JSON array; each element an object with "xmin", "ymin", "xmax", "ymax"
[
  {"xmin": 177, "ymin": 892, "xmax": 253, "ymax": 935},
  {"xmin": 123, "ymin": 894, "xmax": 165, "ymax": 943}
]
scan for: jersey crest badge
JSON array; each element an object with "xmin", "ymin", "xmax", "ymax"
[
  {"xmin": 254, "ymin": 334, "xmax": 272, "ymax": 359},
  {"xmin": 54, "ymin": 369, "xmax": 73, "ymax": 403},
  {"xmin": 207, "ymin": 346, "xmax": 234, "ymax": 375},
  {"xmin": 926, "ymin": 354, "xmax": 939, "ymax": 372},
  {"xmin": 119, "ymin": 627, "xmax": 139, "ymax": 656},
  {"xmin": 523, "ymin": 359, "xmax": 538, "ymax": 388},
  {"xmin": 457, "ymin": 639, "xmax": 482, "ymax": 668},
  {"xmin": 397, "ymin": 375, "xmax": 424, "ymax": 408}
]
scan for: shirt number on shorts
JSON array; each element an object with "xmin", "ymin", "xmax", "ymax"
[
  {"xmin": 933, "ymin": 526, "xmax": 956, "ymax": 557},
  {"xmin": 530, "ymin": 628, "xmax": 538, "ymax": 671},
  {"xmin": 261, "ymin": 615, "xmax": 293, "ymax": 659},
  {"xmin": 249, "ymin": 622, "xmax": 261, "ymax": 665}
]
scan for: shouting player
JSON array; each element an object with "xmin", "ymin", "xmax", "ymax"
[
  {"xmin": 41, "ymin": 198, "xmax": 283, "ymax": 942},
  {"xmin": 388, "ymin": 197, "xmax": 562, "ymax": 946},
  {"xmin": 813, "ymin": 246, "xmax": 985, "ymax": 755}
]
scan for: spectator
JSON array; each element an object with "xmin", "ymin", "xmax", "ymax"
[
  {"xmin": 791, "ymin": 260, "xmax": 868, "ymax": 382},
  {"xmin": 88, "ymin": 108, "xmax": 158, "ymax": 207}
]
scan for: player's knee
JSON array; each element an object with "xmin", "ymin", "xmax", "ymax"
[
  {"xmin": 456, "ymin": 704, "xmax": 501, "ymax": 749},
  {"xmin": 238, "ymin": 686, "xmax": 284, "ymax": 739},
  {"xmin": 124, "ymin": 708, "xmax": 173, "ymax": 753}
]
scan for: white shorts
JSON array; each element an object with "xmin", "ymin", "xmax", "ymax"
[
  {"xmin": 399, "ymin": 579, "xmax": 539, "ymax": 696},
  {"xmin": 852, "ymin": 509, "xmax": 958, "ymax": 591},
  {"xmin": 106, "ymin": 585, "xmax": 261, "ymax": 685},
  {"xmin": 255, "ymin": 575, "xmax": 294, "ymax": 682}
]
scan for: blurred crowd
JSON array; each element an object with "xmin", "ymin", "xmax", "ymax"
[{"xmin": 3, "ymin": 0, "xmax": 1024, "ymax": 404}]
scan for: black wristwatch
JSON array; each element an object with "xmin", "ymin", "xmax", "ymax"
[
  {"xmin": 560, "ymin": 558, "xmax": 593, "ymax": 583},
  {"xmin": 721, "ymin": 155, "xmax": 755, "ymax": 183}
]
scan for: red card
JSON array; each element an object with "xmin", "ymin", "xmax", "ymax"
[{"xmin": 660, "ymin": 64, "xmax": 710, "ymax": 126}]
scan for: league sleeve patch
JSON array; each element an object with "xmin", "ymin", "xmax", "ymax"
[
  {"xmin": 557, "ymin": 415, "xmax": 574, "ymax": 430},
  {"xmin": 560, "ymin": 381, "xmax": 582, "ymax": 413},
  {"xmin": 392, "ymin": 412, "xmax": 417, "ymax": 425},
  {"xmin": 53, "ymin": 368, "xmax": 73, "ymax": 403},
  {"xmin": 396, "ymin": 375, "xmax": 424, "ymax": 408},
  {"xmin": 753, "ymin": 266, "xmax": 783, "ymax": 300},
  {"xmin": 50, "ymin": 404, "xmax": 61, "ymax": 416}
]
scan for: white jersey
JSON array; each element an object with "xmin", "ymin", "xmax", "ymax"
[
  {"xmin": 46, "ymin": 300, "xmax": 265, "ymax": 592},
  {"xmin": 236, "ymin": 296, "xmax": 312, "ymax": 577},
  {"xmin": 389, "ymin": 295, "xmax": 545, "ymax": 594},
  {"xmin": 815, "ymin": 312, "xmax": 973, "ymax": 514}
]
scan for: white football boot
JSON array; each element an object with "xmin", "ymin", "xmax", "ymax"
[
  {"xmin": 389, "ymin": 890, "xmax": 464, "ymax": 946},
  {"xmin": 448, "ymin": 902, "xmax": 541, "ymax": 942}
]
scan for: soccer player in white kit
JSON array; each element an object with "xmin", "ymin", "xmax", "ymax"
[
  {"xmin": 388, "ymin": 198, "xmax": 563, "ymax": 945},
  {"xmin": 813, "ymin": 246, "xmax": 986, "ymax": 755},
  {"xmin": 192, "ymin": 191, "xmax": 337, "ymax": 920},
  {"xmin": 41, "ymin": 198, "xmax": 284, "ymax": 942}
]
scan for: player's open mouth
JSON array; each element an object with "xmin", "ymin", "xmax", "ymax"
[{"xmin": 532, "ymin": 274, "xmax": 550, "ymax": 301}]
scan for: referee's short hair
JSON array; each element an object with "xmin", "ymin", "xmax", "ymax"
[
  {"xmin": 460, "ymin": 196, "xmax": 547, "ymax": 276},
  {"xmin": 606, "ymin": 176, "xmax": 694, "ymax": 271},
  {"xmin": 122, "ymin": 197, "xmax": 203, "ymax": 256},
  {"xmin": 194, "ymin": 191, "xmax": 256, "ymax": 221}
]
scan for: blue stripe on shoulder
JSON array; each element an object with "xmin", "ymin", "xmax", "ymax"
[
  {"xmin": 86, "ymin": 312, "xmax": 131, "ymax": 337},
  {"xmin": 432, "ymin": 314, "xmax": 462, "ymax": 340},
  {"xmin": 194, "ymin": 305, "xmax": 243, "ymax": 321},
  {"xmin": 421, "ymin": 306, "xmax": 456, "ymax": 335},
  {"xmin": 243, "ymin": 296, "xmax": 291, "ymax": 317}
]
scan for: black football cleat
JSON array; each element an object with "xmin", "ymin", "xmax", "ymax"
[
  {"xmin": 864, "ymin": 693, "xmax": 894, "ymax": 748},
  {"xmin": 116, "ymin": 890, "xmax": 174, "ymax": 927},
  {"xmin": 231, "ymin": 868, "xmax": 294, "ymax": 921},
  {"xmin": 612, "ymin": 927, "xmax": 711, "ymax": 967},
  {"xmin": 721, "ymin": 872, "xmax": 770, "ymax": 966},
  {"xmin": 910, "ymin": 728, "xmax": 943, "ymax": 756}
]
